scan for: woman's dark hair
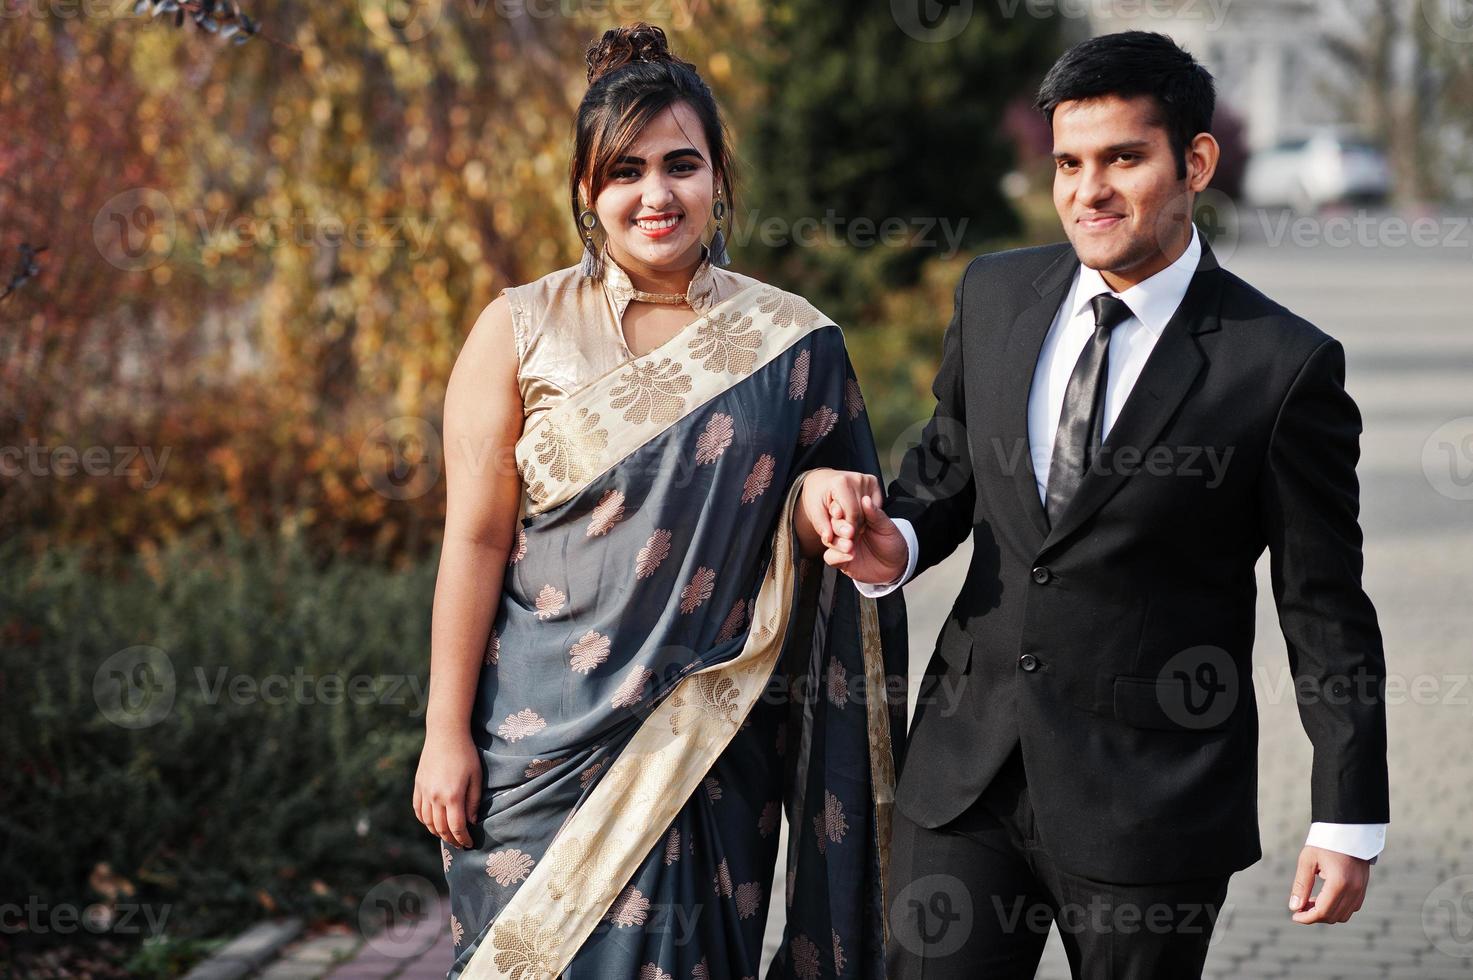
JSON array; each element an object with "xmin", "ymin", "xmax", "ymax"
[
  {"xmin": 1034, "ymin": 30, "xmax": 1215, "ymax": 180},
  {"xmin": 570, "ymin": 23, "xmax": 735, "ymax": 272}
]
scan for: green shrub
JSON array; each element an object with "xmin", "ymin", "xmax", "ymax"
[{"xmin": 0, "ymin": 525, "xmax": 441, "ymax": 947}]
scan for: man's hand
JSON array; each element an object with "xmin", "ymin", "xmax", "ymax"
[
  {"xmin": 798, "ymin": 468, "xmax": 908, "ymax": 585},
  {"xmin": 1288, "ymin": 846, "xmax": 1372, "ymax": 924}
]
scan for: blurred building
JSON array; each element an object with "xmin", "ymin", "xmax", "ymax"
[{"xmin": 1088, "ymin": 0, "xmax": 1349, "ymax": 150}]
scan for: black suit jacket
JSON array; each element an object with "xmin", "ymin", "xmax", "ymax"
[{"xmin": 885, "ymin": 239, "xmax": 1390, "ymax": 884}]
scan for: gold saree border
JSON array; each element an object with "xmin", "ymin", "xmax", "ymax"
[
  {"xmin": 859, "ymin": 592, "xmax": 895, "ymax": 949},
  {"xmin": 462, "ymin": 473, "xmax": 812, "ymax": 980},
  {"xmin": 512, "ymin": 282, "xmax": 832, "ymax": 518}
]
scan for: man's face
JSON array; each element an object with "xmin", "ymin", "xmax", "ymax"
[{"xmin": 1051, "ymin": 94, "xmax": 1194, "ymax": 286}]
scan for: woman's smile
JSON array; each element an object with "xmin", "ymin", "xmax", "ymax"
[{"xmin": 633, "ymin": 212, "xmax": 683, "ymax": 238}]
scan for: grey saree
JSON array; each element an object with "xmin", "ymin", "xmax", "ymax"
[{"xmin": 443, "ymin": 280, "xmax": 909, "ymax": 979}]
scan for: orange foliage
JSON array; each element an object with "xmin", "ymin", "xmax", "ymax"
[{"xmin": 0, "ymin": 3, "xmax": 764, "ymax": 562}]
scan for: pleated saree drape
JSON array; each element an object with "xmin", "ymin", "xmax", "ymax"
[{"xmin": 443, "ymin": 282, "xmax": 909, "ymax": 980}]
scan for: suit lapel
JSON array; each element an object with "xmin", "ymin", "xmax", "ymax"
[
  {"xmin": 996, "ymin": 249, "xmax": 1078, "ymax": 543},
  {"xmin": 1038, "ymin": 240, "xmax": 1224, "ymax": 555}
]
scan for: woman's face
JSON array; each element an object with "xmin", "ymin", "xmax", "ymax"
[{"xmin": 587, "ymin": 100, "xmax": 715, "ymax": 275}]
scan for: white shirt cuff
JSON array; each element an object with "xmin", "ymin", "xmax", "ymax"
[
  {"xmin": 1305, "ymin": 822, "xmax": 1387, "ymax": 862},
  {"xmin": 853, "ymin": 518, "xmax": 918, "ymax": 598}
]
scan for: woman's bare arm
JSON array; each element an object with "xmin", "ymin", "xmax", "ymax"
[{"xmin": 414, "ymin": 293, "xmax": 525, "ymax": 849}]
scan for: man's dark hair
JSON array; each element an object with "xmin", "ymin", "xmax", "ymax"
[{"xmin": 1034, "ymin": 31, "xmax": 1215, "ymax": 180}]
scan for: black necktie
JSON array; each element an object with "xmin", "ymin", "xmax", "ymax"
[{"xmin": 1045, "ymin": 293, "xmax": 1134, "ymax": 527}]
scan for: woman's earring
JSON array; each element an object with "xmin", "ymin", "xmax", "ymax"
[
  {"xmin": 709, "ymin": 196, "xmax": 731, "ymax": 268},
  {"xmin": 578, "ymin": 208, "xmax": 602, "ymax": 278}
]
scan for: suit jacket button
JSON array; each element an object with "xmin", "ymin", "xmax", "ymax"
[
  {"xmin": 1019, "ymin": 654, "xmax": 1039, "ymax": 672},
  {"xmin": 1031, "ymin": 566, "xmax": 1052, "ymax": 584}
]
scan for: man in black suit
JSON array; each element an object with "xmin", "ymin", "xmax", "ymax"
[{"xmin": 803, "ymin": 31, "xmax": 1389, "ymax": 979}]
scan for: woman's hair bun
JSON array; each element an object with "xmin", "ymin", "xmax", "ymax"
[{"xmin": 585, "ymin": 23, "xmax": 681, "ymax": 85}]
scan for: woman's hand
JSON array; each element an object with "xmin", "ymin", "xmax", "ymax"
[
  {"xmin": 413, "ymin": 728, "xmax": 483, "ymax": 849},
  {"xmin": 799, "ymin": 468, "xmax": 909, "ymax": 586},
  {"xmin": 415, "ymin": 292, "xmax": 519, "ymax": 852}
]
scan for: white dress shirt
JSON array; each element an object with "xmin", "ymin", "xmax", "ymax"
[{"xmin": 853, "ymin": 227, "xmax": 1386, "ymax": 862}]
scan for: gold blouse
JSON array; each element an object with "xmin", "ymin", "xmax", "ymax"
[{"xmin": 501, "ymin": 247, "xmax": 761, "ymax": 437}]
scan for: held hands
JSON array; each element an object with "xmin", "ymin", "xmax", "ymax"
[
  {"xmin": 799, "ymin": 468, "xmax": 908, "ymax": 586},
  {"xmin": 1288, "ymin": 846, "xmax": 1372, "ymax": 924}
]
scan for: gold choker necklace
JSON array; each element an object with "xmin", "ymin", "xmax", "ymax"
[{"xmin": 629, "ymin": 288, "xmax": 690, "ymax": 305}]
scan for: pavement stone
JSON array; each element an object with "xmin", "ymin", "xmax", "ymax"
[{"xmin": 183, "ymin": 919, "xmax": 303, "ymax": 980}]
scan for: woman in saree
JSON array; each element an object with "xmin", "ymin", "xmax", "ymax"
[{"xmin": 413, "ymin": 24, "xmax": 909, "ymax": 979}]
